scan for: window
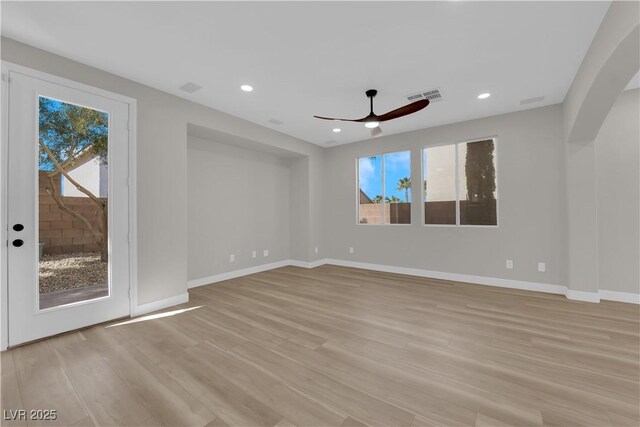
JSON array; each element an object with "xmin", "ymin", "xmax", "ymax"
[
  {"xmin": 424, "ymin": 139, "xmax": 497, "ymax": 226},
  {"xmin": 358, "ymin": 151, "xmax": 411, "ymax": 224},
  {"xmin": 358, "ymin": 156, "xmax": 383, "ymax": 224},
  {"xmin": 423, "ymin": 144, "xmax": 456, "ymax": 224},
  {"xmin": 38, "ymin": 96, "xmax": 111, "ymax": 309}
]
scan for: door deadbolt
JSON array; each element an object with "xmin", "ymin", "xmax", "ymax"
[{"xmin": 13, "ymin": 224, "xmax": 24, "ymax": 232}]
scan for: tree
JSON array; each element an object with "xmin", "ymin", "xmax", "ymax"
[
  {"xmin": 39, "ymin": 98, "xmax": 109, "ymax": 261},
  {"xmin": 386, "ymin": 195, "xmax": 401, "ymax": 203},
  {"xmin": 465, "ymin": 140, "xmax": 496, "ymax": 202},
  {"xmin": 396, "ymin": 177, "xmax": 411, "ymax": 202},
  {"xmin": 372, "ymin": 195, "xmax": 384, "ymax": 204}
]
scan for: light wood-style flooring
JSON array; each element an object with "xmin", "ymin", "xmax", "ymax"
[{"xmin": 2, "ymin": 265, "xmax": 639, "ymax": 426}]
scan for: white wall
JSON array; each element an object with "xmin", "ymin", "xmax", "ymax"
[
  {"xmin": 289, "ymin": 157, "xmax": 310, "ymax": 261},
  {"xmin": 187, "ymin": 136, "xmax": 291, "ymax": 281},
  {"xmin": 425, "ymin": 144, "xmax": 456, "ymax": 202},
  {"xmin": 323, "ymin": 105, "xmax": 567, "ymax": 285},
  {"xmin": 561, "ymin": 2, "xmax": 639, "ymax": 296},
  {"xmin": 595, "ymin": 89, "xmax": 640, "ymax": 294},
  {"xmin": 62, "ymin": 158, "xmax": 108, "ymax": 198}
]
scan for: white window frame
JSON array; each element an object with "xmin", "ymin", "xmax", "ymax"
[
  {"xmin": 422, "ymin": 136, "xmax": 499, "ymax": 228},
  {"xmin": 356, "ymin": 150, "xmax": 412, "ymax": 226}
]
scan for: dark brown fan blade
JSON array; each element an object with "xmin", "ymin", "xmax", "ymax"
[
  {"xmin": 313, "ymin": 115, "xmax": 369, "ymax": 122},
  {"xmin": 376, "ymin": 99, "xmax": 430, "ymax": 122}
]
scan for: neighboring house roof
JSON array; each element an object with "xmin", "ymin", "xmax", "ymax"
[
  {"xmin": 40, "ymin": 138, "xmax": 96, "ymax": 177},
  {"xmin": 54, "ymin": 146, "xmax": 97, "ymax": 175},
  {"xmin": 359, "ymin": 189, "xmax": 373, "ymax": 204}
]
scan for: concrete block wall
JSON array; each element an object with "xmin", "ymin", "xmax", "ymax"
[{"xmin": 38, "ymin": 171, "xmax": 104, "ymax": 255}]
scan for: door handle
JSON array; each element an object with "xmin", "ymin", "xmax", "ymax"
[{"xmin": 12, "ymin": 239, "xmax": 24, "ymax": 247}]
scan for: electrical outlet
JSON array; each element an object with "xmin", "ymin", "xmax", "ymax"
[
  {"xmin": 252, "ymin": 251, "xmax": 256, "ymax": 258},
  {"xmin": 538, "ymin": 262, "xmax": 546, "ymax": 272},
  {"xmin": 230, "ymin": 254, "xmax": 235, "ymax": 263},
  {"xmin": 506, "ymin": 259, "xmax": 513, "ymax": 270},
  {"xmin": 349, "ymin": 247, "xmax": 354, "ymax": 254},
  {"xmin": 314, "ymin": 247, "xmax": 318, "ymax": 254},
  {"xmin": 263, "ymin": 249, "xmax": 269, "ymax": 257}
]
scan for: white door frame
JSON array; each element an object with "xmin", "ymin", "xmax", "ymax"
[{"xmin": 0, "ymin": 61, "xmax": 138, "ymax": 350}]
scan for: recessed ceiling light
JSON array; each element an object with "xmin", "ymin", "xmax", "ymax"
[
  {"xmin": 364, "ymin": 121, "xmax": 380, "ymax": 129},
  {"xmin": 240, "ymin": 84, "xmax": 253, "ymax": 92},
  {"xmin": 477, "ymin": 93, "xmax": 491, "ymax": 99},
  {"xmin": 332, "ymin": 128, "xmax": 341, "ymax": 133}
]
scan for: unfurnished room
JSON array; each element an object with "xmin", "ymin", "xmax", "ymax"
[{"xmin": 0, "ymin": 1, "xmax": 639, "ymax": 426}]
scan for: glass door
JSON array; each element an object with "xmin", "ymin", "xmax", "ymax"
[{"xmin": 7, "ymin": 69, "xmax": 131, "ymax": 346}]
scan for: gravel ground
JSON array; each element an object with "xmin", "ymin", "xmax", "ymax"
[{"xmin": 39, "ymin": 252, "xmax": 108, "ymax": 294}]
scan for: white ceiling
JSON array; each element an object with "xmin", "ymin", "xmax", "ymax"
[{"xmin": 2, "ymin": 1, "xmax": 610, "ymax": 146}]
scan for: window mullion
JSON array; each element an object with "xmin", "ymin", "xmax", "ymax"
[
  {"xmin": 455, "ymin": 143, "xmax": 460, "ymax": 226},
  {"xmin": 381, "ymin": 154, "xmax": 386, "ymax": 224}
]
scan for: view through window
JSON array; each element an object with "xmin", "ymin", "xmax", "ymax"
[
  {"xmin": 358, "ymin": 151, "xmax": 411, "ymax": 224},
  {"xmin": 424, "ymin": 139, "xmax": 497, "ymax": 226}
]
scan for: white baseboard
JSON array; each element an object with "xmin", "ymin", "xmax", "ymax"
[
  {"xmin": 565, "ymin": 289, "xmax": 601, "ymax": 303},
  {"xmin": 185, "ymin": 258, "xmax": 640, "ymax": 305},
  {"xmin": 324, "ymin": 258, "xmax": 568, "ymax": 296},
  {"xmin": 187, "ymin": 260, "xmax": 291, "ymax": 289},
  {"xmin": 599, "ymin": 289, "xmax": 640, "ymax": 304},
  {"xmin": 132, "ymin": 292, "xmax": 189, "ymax": 317},
  {"xmin": 289, "ymin": 258, "xmax": 329, "ymax": 269}
]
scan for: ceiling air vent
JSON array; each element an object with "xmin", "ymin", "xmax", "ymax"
[
  {"xmin": 520, "ymin": 96, "xmax": 545, "ymax": 105},
  {"xmin": 406, "ymin": 88, "xmax": 443, "ymax": 103},
  {"xmin": 179, "ymin": 82, "xmax": 202, "ymax": 93}
]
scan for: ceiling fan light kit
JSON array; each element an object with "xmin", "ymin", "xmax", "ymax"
[{"xmin": 314, "ymin": 88, "xmax": 429, "ymax": 138}]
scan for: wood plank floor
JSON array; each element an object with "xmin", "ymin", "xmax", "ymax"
[{"xmin": 2, "ymin": 265, "xmax": 639, "ymax": 426}]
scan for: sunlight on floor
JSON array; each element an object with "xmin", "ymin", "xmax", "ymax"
[{"xmin": 106, "ymin": 306, "xmax": 203, "ymax": 327}]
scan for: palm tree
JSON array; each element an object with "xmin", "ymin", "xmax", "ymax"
[
  {"xmin": 386, "ymin": 195, "xmax": 401, "ymax": 203},
  {"xmin": 397, "ymin": 177, "xmax": 411, "ymax": 202},
  {"xmin": 372, "ymin": 195, "xmax": 383, "ymax": 204}
]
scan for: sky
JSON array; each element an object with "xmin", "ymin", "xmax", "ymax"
[{"xmin": 358, "ymin": 151, "xmax": 411, "ymax": 202}]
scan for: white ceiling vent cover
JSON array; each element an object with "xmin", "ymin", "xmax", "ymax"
[
  {"xmin": 520, "ymin": 96, "xmax": 545, "ymax": 105},
  {"xmin": 406, "ymin": 88, "xmax": 443, "ymax": 103},
  {"xmin": 179, "ymin": 82, "xmax": 202, "ymax": 93}
]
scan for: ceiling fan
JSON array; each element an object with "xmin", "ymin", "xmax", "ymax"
[{"xmin": 314, "ymin": 89, "xmax": 430, "ymax": 138}]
